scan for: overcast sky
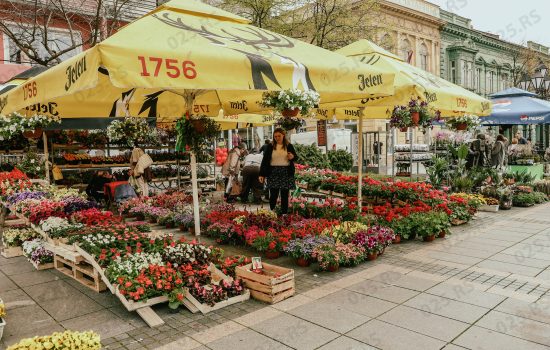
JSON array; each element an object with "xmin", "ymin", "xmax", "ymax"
[{"xmin": 428, "ymin": 0, "xmax": 550, "ymax": 48}]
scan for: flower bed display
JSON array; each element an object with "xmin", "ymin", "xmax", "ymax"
[
  {"xmin": 1, "ymin": 226, "xmax": 37, "ymax": 258},
  {"xmin": 5, "ymin": 330, "xmax": 100, "ymax": 350},
  {"xmin": 22, "ymin": 238, "xmax": 54, "ymax": 270}
]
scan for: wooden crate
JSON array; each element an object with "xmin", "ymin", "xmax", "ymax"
[
  {"xmin": 236, "ymin": 263, "xmax": 294, "ymax": 304},
  {"xmin": 0, "ymin": 244, "xmax": 23, "ymax": 258},
  {"xmin": 31, "ymin": 260, "xmax": 54, "ymax": 270}
]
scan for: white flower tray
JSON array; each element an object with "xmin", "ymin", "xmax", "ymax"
[{"xmin": 479, "ymin": 204, "xmax": 499, "ymax": 213}]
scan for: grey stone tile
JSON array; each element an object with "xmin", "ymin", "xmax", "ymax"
[
  {"xmin": 9, "ymin": 270, "xmax": 60, "ymax": 287},
  {"xmin": 0, "ymin": 260, "xmax": 37, "ymax": 275},
  {"xmin": 23, "ymin": 279, "xmax": 79, "ymax": 302},
  {"xmin": 0, "ymin": 256, "xmax": 27, "ymax": 266},
  {"xmin": 426, "ymin": 282, "xmax": 507, "ymax": 308},
  {"xmin": 250, "ymin": 313, "xmax": 339, "ymax": 350},
  {"xmin": 41, "ymin": 294, "xmax": 104, "ymax": 321},
  {"xmin": 0, "ymin": 271, "xmax": 18, "ymax": 292},
  {"xmin": 476, "ymin": 260, "xmax": 542, "ymax": 277},
  {"xmin": 404, "ymin": 293, "xmax": 489, "ymax": 323},
  {"xmin": 347, "ymin": 279, "xmax": 419, "ymax": 304},
  {"xmin": 207, "ymin": 329, "xmax": 291, "ymax": 350},
  {"xmin": 441, "ymin": 345, "xmax": 469, "ymax": 350},
  {"xmin": 346, "ymin": 319, "xmax": 445, "ymax": 350},
  {"xmin": 0, "ymin": 288, "xmax": 36, "ymax": 310},
  {"xmin": 476, "ymin": 310, "xmax": 550, "ymax": 346},
  {"xmin": 320, "ymin": 290, "xmax": 397, "ymax": 318},
  {"xmin": 0, "ymin": 304, "xmax": 62, "ymax": 345},
  {"xmin": 287, "ymin": 298, "xmax": 370, "ymax": 333},
  {"xmin": 61, "ymin": 309, "xmax": 135, "ymax": 339},
  {"xmin": 368, "ymin": 271, "xmax": 440, "ymax": 292},
  {"xmin": 453, "ymin": 325, "xmax": 549, "ymax": 350},
  {"xmin": 378, "ymin": 305, "xmax": 469, "ymax": 342},
  {"xmin": 316, "ymin": 336, "xmax": 377, "ymax": 350}
]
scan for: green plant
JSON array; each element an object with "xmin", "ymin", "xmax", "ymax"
[
  {"xmin": 426, "ymin": 156, "xmax": 449, "ymax": 187},
  {"xmin": 312, "ymin": 243, "xmax": 342, "ymax": 270},
  {"xmin": 511, "ymin": 170, "xmax": 536, "ymax": 185},
  {"xmin": 445, "ymin": 114, "xmax": 480, "ymax": 130},
  {"xmin": 0, "ymin": 112, "xmax": 60, "ymax": 140},
  {"xmin": 293, "ymin": 143, "xmax": 329, "ymax": 169},
  {"xmin": 17, "ymin": 151, "xmax": 46, "ymax": 179},
  {"xmin": 327, "ymin": 149, "xmax": 353, "ymax": 171},
  {"xmin": 175, "ymin": 115, "xmax": 221, "ymax": 155},
  {"xmin": 107, "ymin": 117, "xmax": 157, "ymax": 147},
  {"xmin": 452, "ymin": 175, "xmax": 474, "ymax": 193},
  {"xmin": 512, "ymin": 193, "xmax": 536, "ymax": 207}
]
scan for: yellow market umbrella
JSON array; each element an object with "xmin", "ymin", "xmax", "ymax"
[
  {"xmin": 0, "ymin": 0, "xmax": 397, "ymax": 236},
  {"xmin": 321, "ymin": 40, "xmax": 492, "ymax": 118}
]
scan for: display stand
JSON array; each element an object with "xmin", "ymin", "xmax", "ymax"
[{"xmin": 392, "ymin": 127, "xmax": 431, "ymax": 180}]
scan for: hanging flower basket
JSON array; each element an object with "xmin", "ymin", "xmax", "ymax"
[
  {"xmin": 399, "ymin": 127, "xmax": 408, "ymax": 132},
  {"xmin": 191, "ymin": 119, "xmax": 206, "ymax": 133},
  {"xmin": 282, "ymin": 108, "xmax": 300, "ymax": 117},
  {"xmin": 22, "ymin": 128, "xmax": 43, "ymax": 139}
]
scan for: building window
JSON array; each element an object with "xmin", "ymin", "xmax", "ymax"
[
  {"xmin": 419, "ymin": 43, "xmax": 429, "ymax": 71},
  {"xmin": 400, "ymin": 39, "xmax": 412, "ymax": 63},
  {"xmin": 451, "ymin": 61, "xmax": 456, "ymax": 83}
]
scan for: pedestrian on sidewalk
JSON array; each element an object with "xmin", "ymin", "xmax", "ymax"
[{"xmin": 259, "ymin": 128, "xmax": 298, "ymax": 215}]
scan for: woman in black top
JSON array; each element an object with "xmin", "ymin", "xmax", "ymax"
[{"xmin": 259, "ymin": 128, "xmax": 298, "ymax": 214}]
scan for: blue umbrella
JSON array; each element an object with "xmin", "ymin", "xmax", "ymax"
[{"xmin": 481, "ymin": 87, "xmax": 550, "ymax": 125}]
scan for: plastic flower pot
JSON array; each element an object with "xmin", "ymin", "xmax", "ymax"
[
  {"xmin": 265, "ymin": 250, "xmax": 280, "ymax": 259},
  {"xmin": 399, "ymin": 127, "xmax": 408, "ymax": 132},
  {"xmin": 438, "ymin": 231, "xmax": 446, "ymax": 239},
  {"xmin": 423, "ymin": 234, "xmax": 436, "ymax": 242},
  {"xmin": 411, "ymin": 112, "xmax": 420, "ymax": 126},
  {"xmin": 23, "ymin": 128, "xmax": 43, "ymax": 139},
  {"xmin": 191, "ymin": 119, "xmax": 206, "ymax": 133},
  {"xmin": 367, "ymin": 252, "xmax": 378, "ymax": 261},
  {"xmin": 179, "ymin": 224, "xmax": 186, "ymax": 232},
  {"xmin": 296, "ymin": 257, "xmax": 311, "ymax": 267},
  {"xmin": 281, "ymin": 108, "xmax": 300, "ymax": 117},
  {"xmin": 455, "ymin": 123, "xmax": 467, "ymax": 131},
  {"xmin": 392, "ymin": 235, "xmax": 401, "ymax": 244},
  {"xmin": 165, "ymin": 222, "xmax": 174, "ymax": 229},
  {"xmin": 378, "ymin": 247, "xmax": 386, "ymax": 256},
  {"xmin": 327, "ymin": 264, "xmax": 339, "ymax": 272}
]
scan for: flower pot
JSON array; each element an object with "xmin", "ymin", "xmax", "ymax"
[
  {"xmin": 281, "ymin": 108, "xmax": 300, "ymax": 117},
  {"xmin": 438, "ymin": 231, "xmax": 446, "ymax": 239},
  {"xmin": 296, "ymin": 257, "xmax": 311, "ymax": 267},
  {"xmin": 265, "ymin": 250, "xmax": 280, "ymax": 259},
  {"xmin": 189, "ymin": 226, "xmax": 196, "ymax": 235},
  {"xmin": 191, "ymin": 119, "xmax": 206, "ymax": 133},
  {"xmin": 165, "ymin": 222, "xmax": 174, "ymax": 229},
  {"xmin": 179, "ymin": 224, "xmax": 186, "ymax": 232},
  {"xmin": 392, "ymin": 235, "xmax": 401, "ymax": 244},
  {"xmin": 23, "ymin": 128, "xmax": 43, "ymax": 139},
  {"xmin": 378, "ymin": 247, "xmax": 386, "ymax": 256},
  {"xmin": 327, "ymin": 264, "xmax": 339, "ymax": 272},
  {"xmin": 399, "ymin": 127, "xmax": 408, "ymax": 132},
  {"xmin": 367, "ymin": 252, "xmax": 378, "ymax": 261},
  {"xmin": 411, "ymin": 111, "xmax": 420, "ymax": 126},
  {"xmin": 455, "ymin": 122, "xmax": 467, "ymax": 131},
  {"xmin": 423, "ymin": 234, "xmax": 436, "ymax": 242},
  {"xmin": 499, "ymin": 200, "xmax": 512, "ymax": 210}
]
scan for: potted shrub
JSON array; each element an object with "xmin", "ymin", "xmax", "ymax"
[
  {"xmin": 328, "ymin": 149, "xmax": 353, "ymax": 172},
  {"xmin": 284, "ymin": 236, "xmax": 335, "ymax": 267}
]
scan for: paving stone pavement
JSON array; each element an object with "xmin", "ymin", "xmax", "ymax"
[{"xmin": 2, "ymin": 204, "xmax": 550, "ymax": 349}]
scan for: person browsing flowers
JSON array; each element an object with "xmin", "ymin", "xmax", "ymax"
[{"xmin": 259, "ymin": 128, "xmax": 298, "ymax": 214}]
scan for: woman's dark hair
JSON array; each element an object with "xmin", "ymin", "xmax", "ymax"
[
  {"xmin": 496, "ymin": 134, "xmax": 505, "ymax": 142},
  {"xmin": 272, "ymin": 128, "xmax": 289, "ymax": 150}
]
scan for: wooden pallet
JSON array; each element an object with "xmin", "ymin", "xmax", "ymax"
[
  {"xmin": 236, "ymin": 263, "xmax": 294, "ymax": 304},
  {"xmin": 0, "ymin": 245, "xmax": 23, "ymax": 258},
  {"xmin": 54, "ymin": 255, "xmax": 107, "ymax": 292},
  {"xmin": 182, "ymin": 289, "xmax": 250, "ymax": 314}
]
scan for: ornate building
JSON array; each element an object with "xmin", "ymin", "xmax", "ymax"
[{"xmin": 439, "ymin": 9, "xmax": 517, "ymax": 97}]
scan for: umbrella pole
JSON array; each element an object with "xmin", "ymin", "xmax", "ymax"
[
  {"xmin": 184, "ymin": 91, "xmax": 202, "ymax": 240},
  {"xmin": 43, "ymin": 132, "xmax": 50, "ymax": 183},
  {"xmin": 357, "ymin": 108, "xmax": 364, "ymax": 213}
]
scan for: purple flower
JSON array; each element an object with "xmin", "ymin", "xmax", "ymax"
[{"xmin": 7, "ymin": 191, "xmax": 47, "ymax": 205}]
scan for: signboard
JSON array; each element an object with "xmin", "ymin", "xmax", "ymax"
[{"xmin": 317, "ymin": 120, "xmax": 327, "ymax": 147}]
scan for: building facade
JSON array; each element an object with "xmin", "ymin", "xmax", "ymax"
[{"xmin": 439, "ymin": 9, "xmax": 517, "ymax": 97}]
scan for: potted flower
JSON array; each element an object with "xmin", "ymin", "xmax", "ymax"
[
  {"xmin": 106, "ymin": 117, "xmax": 156, "ymax": 147},
  {"xmin": 175, "ymin": 213, "xmax": 194, "ymax": 231},
  {"xmin": 0, "ymin": 297, "xmax": 5, "ymax": 341},
  {"xmin": 0, "ymin": 112, "xmax": 60, "ymax": 140},
  {"xmin": 312, "ymin": 243, "xmax": 342, "ymax": 271},
  {"xmin": 389, "ymin": 105, "xmax": 412, "ymax": 131},
  {"xmin": 249, "ymin": 229, "xmax": 283, "ymax": 259},
  {"xmin": 284, "ymin": 235, "xmax": 335, "ymax": 267},
  {"xmin": 261, "ymin": 89, "xmax": 320, "ymax": 117},
  {"xmin": 445, "ymin": 114, "xmax": 480, "ymax": 131},
  {"xmin": 175, "ymin": 115, "xmax": 221, "ymax": 154},
  {"xmin": 158, "ymin": 212, "xmax": 176, "ymax": 228},
  {"xmin": 335, "ymin": 243, "xmax": 365, "ymax": 266},
  {"xmin": 5, "ymin": 330, "xmax": 101, "ymax": 350}
]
